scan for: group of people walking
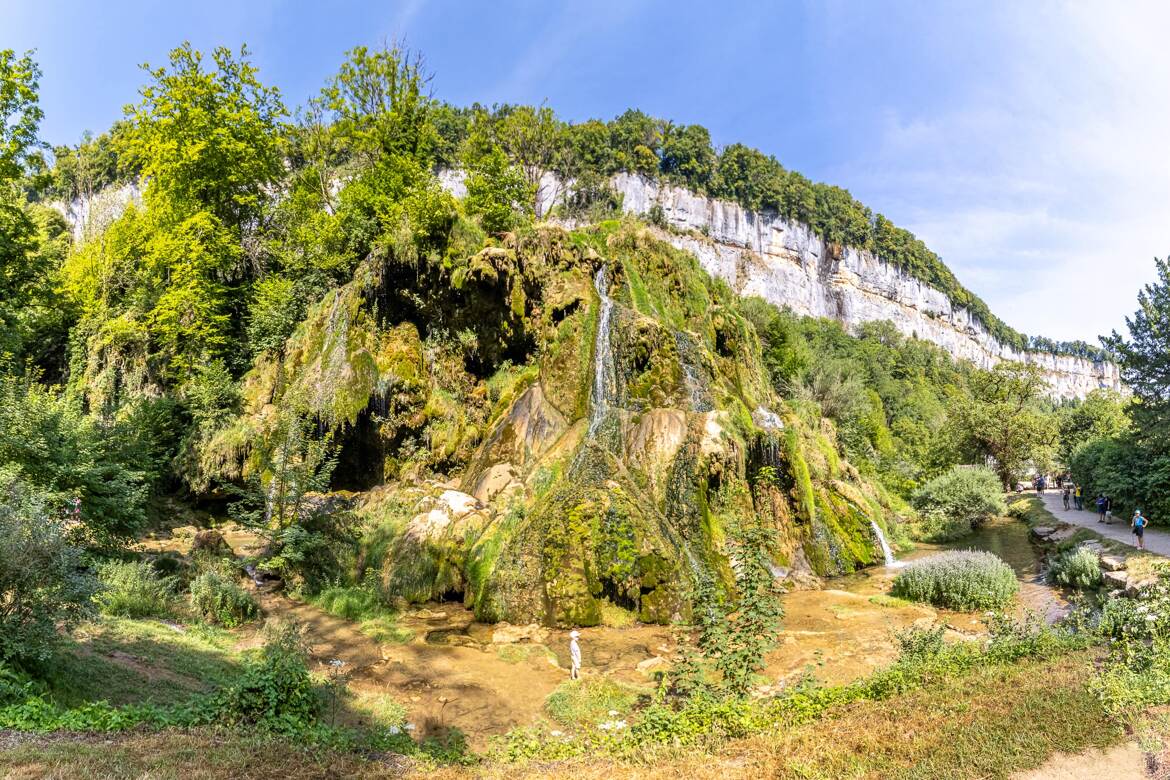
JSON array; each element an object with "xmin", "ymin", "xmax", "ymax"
[{"xmin": 1059, "ymin": 482, "xmax": 1150, "ymax": 551}]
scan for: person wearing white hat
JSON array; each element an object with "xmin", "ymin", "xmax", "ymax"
[{"xmin": 569, "ymin": 630, "xmax": 582, "ymax": 679}]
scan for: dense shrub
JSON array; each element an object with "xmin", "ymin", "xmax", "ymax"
[
  {"xmin": 312, "ymin": 584, "xmax": 385, "ymax": 621},
  {"xmin": 891, "ymin": 551, "xmax": 1019, "ymax": 610},
  {"xmin": 212, "ymin": 622, "xmax": 318, "ymax": 731},
  {"xmin": 189, "ymin": 569, "xmax": 259, "ymax": 627},
  {"xmin": 0, "ymin": 468, "xmax": 97, "ymax": 663},
  {"xmin": 1047, "ymin": 547, "xmax": 1103, "ymax": 589},
  {"xmin": 911, "ymin": 466, "xmax": 1007, "ymax": 542},
  {"xmin": 94, "ymin": 561, "xmax": 178, "ymax": 618}
]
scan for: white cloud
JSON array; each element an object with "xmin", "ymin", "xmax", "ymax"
[{"xmin": 848, "ymin": 1, "xmax": 1170, "ymax": 344}]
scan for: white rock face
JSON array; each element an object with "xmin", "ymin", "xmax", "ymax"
[
  {"xmin": 609, "ymin": 173, "xmax": 1119, "ymax": 400},
  {"xmin": 56, "ymin": 172, "xmax": 1120, "ymax": 400},
  {"xmin": 50, "ymin": 182, "xmax": 142, "ymax": 244}
]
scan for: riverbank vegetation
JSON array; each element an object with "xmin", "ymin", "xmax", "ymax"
[{"xmin": 0, "ymin": 38, "xmax": 1167, "ymax": 777}]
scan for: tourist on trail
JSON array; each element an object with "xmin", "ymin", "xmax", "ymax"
[
  {"xmin": 1096, "ymin": 494, "xmax": 1107, "ymax": 523},
  {"xmin": 569, "ymin": 630, "xmax": 582, "ymax": 680},
  {"xmin": 1075, "ymin": 484, "xmax": 1084, "ymax": 510},
  {"xmin": 1132, "ymin": 510, "xmax": 1149, "ymax": 551},
  {"xmin": 1104, "ymin": 495, "xmax": 1113, "ymax": 524},
  {"xmin": 1062, "ymin": 486, "xmax": 1071, "ymax": 510}
]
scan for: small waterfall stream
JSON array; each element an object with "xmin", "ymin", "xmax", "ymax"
[
  {"xmin": 870, "ymin": 520, "xmax": 900, "ymax": 567},
  {"xmin": 588, "ymin": 266, "xmax": 617, "ymax": 436}
]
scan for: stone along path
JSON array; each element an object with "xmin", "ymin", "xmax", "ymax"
[{"xmin": 1036, "ymin": 491, "xmax": 1170, "ymax": 556}]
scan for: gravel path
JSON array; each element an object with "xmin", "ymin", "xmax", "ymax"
[{"xmin": 1036, "ymin": 490, "xmax": 1170, "ymax": 556}]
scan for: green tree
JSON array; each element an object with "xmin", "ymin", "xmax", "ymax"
[
  {"xmin": 0, "ymin": 50, "xmax": 47, "ymax": 363},
  {"xmin": 122, "ymin": 42, "xmax": 285, "ymax": 227},
  {"xmin": 496, "ymin": 105, "xmax": 565, "ymax": 217},
  {"xmin": 659, "ymin": 122, "xmax": 716, "ymax": 192},
  {"xmin": 950, "ymin": 362, "xmax": 1057, "ymax": 488},
  {"xmin": 1057, "ymin": 389, "xmax": 1130, "ymax": 463}
]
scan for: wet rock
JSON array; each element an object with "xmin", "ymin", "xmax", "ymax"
[
  {"xmin": 1100, "ymin": 555, "xmax": 1127, "ymax": 572},
  {"xmin": 636, "ymin": 656, "xmax": 667, "ymax": 673},
  {"xmin": 191, "ymin": 529, "xmax": 233, "ymax": 557},
  {"xmin": 490, "ymin": 622, "xmax": 549, "ymax": 644}
]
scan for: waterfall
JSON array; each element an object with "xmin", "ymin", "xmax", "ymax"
[
  {"xmin": 674, "ymin": 331, "xmax": 712, "ymax": 412},
  {"xmin": 870, "ymin": 520, "xmax": 900, "ymax": 567},
  {"xmin": 588, "ymin": 266, "xmax": 617, "ymax": 435}
]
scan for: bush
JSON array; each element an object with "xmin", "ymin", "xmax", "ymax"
[
  {"xmin": 312, "ymin": 584, "xmax": 385, "ymax": 622},
  {"xmin": 211, "ymin": 621, "xmax": 318, "ymax": 731},
  {"xmin": 94, "ymin": 561, "xmax": 177, "ymax": 618},
  {"xmin": 912, "ymin": 466, "xmax": 1007, "ymax": 542},
  {"xmin": 0, "ymin": 468, "xmax": 97, "ymax": 663},
  {"xmin": 891, "ymin": 550, "xmax": 1019, "ymax": 610},
  {"xmin": 1048, "ymin": 547, "xmax": 1103, "ymax": 589},
  {"xmin": 189, "ymin": 569, "xmax": 259, "ymax": 627}
]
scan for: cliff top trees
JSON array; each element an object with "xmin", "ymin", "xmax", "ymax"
[{"xmin": 123, "ymin": 43, "xmax": 285, "ymax": 228}]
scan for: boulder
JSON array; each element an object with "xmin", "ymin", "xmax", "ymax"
[
  {"xmin": 1049, "ymin": 527, "xmax": 1080, "ymax": 542},
  {"xmin": 1103, "ymin": 570, "xmax": 1129, "ymax": 590},
  {"xmin": 1031, "ymin": 526, "xmax": 1057, "ymax": 540},
  {"xmin": 1100, "ymin": 555, "xmax": 1127, "ymax": 572},
  {"xmin": 191, "ymin": 529, "xmax": 233, "ymax": 557},
  {"xmin": 1126, "ymin": 577, "xmax": 1159, "ymax": 598},
  {"xmin": 470, "ymin": 463, "xmax": 522, "ymax": 504}
]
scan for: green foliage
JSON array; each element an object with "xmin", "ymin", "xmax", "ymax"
[
  {"xmin": 311, "ymin": 584, "xmax": 387, "ymax": 622},
  {"xmin": 94, "ymin": 561, "xmax": 177, "ymax": 619},
  {"xmin": 892, "ymin": 550, "xmax": 1019, "ymax": 610},
  {"xmin": 0, "ymin": 49, "xmax": 42, "ymax": 184},
  {"xmin": 1091, "ymin": 576, "xmax": 1170, "ymax": 717},
  {"xmin": 1047, "ymin": 547, "xmax": 1103, "ymax": 589},
  {"xmin": 189, "ymin": 568, "xmax": 259, "ymax": 627},
  {"xmin": 949, "ymin": 362, "xmax": 1057, "ymax": 488},
  {"xmin": 122, "ymin": 42, "xmax": 285, "ymax": 227},
  {"xmin": 211, "ymin": 622, "xmax": 318, "ymax": 731},
  {"xmin": 462, "ymin": 143, "xmax": 532, "ymax": 233},
  {"xmin": 0, "ymin": 373, "xmax": 151, "ymax": 549},
  {"xmin": 0, "ymin": 468, "xmax": 97, "ymax": 663},
  {"xmin": 911, "ymin": 466, "xmax": 1007, "ymax": 542},
  {"xmin": 544, "ymin": 677, "xmax": 640, "ymax": 728}
]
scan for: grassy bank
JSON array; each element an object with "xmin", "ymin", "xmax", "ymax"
[{"xmin": 0, "ymin": 650, "xmax": 1119, "ymax": 780}]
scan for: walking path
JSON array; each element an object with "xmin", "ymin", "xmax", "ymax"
[{"xmin": 1036, "ymin": 491, "xmax": 1170, "ymax": 556}]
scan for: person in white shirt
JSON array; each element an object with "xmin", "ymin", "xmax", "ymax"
[{"xmin": 569, "ymin": 630, "xmax": 582, "ymax": 680}]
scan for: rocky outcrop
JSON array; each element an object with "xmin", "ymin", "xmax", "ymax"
[{"xmin": 604, "ymin": 173, "xmax": 1119, "ymax": 400}]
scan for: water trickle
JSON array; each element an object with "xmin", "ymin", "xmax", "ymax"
[
  {"xmin": 674, "ymin": 331, "xmax": 712, "ymax": 412},
  {"xmin": 752, "ymin": 406, "xmax": 785, "ymax": 431},
  {"xmin": 870, "ymin": 520, "xmax": 901, "ymax": 568},
  {"xmin": 588, "ymin": 266, "xmax": 617, "ymax": 436}
]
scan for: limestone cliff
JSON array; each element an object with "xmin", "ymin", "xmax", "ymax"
[
  {"xmin": 607, "ymin": 174, "xmax": 1120, "ymax": 400},
  {"xmin": 54, "ymin": 174, "xmax": 1120, "ymax": 400}
]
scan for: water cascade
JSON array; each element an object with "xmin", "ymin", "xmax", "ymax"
[
  {"xmin": 588, "ymin": 266, "xmax": 617, "ymax": 436},
  {"xmin": 870, "ymin": 519, "xmax": 900, "ymax": 567},
  {"xmin": 674, "ymin": 331, "xmax": 713, "ymax": 412}
]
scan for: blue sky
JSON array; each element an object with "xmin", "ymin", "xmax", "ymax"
[{"xmin": 6, "ymin": 0, "xmax": 1168, "ymax": 344}]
